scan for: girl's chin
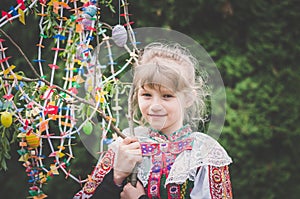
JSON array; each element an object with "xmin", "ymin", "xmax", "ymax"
[{"xmin": 148, "ymin": 121, "xmax": 167, "ymax": 131}]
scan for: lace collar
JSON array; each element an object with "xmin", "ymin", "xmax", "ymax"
[{"xmin": 148, "ymin": 125, "xmax": 192, "ymax": 142}]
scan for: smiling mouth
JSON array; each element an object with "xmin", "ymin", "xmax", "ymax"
[{"xmin": 148, "ymin": 114, "xmax": 167, "ymax": 117}]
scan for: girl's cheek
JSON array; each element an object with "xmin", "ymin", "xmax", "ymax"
[
  {"xmin": 138, "ymin": 101, "xmax": 148, "ymax": 109},
  {"xmin": 143, "ymin": 98, "xmax": 153, "ymax": 106}
]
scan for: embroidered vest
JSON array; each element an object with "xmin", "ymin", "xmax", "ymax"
[{"xmin": 140, "ymin": 128, "xmax": 194, "ymax": 199}]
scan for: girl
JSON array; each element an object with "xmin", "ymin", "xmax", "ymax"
[{"xmin": 73, "ymin": 42, "xmax": 233, "ymax": 199}]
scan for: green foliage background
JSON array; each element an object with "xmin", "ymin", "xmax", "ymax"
[{"xmin": 1, "ymin": 0, "xmax": 300, "ymax": 198}]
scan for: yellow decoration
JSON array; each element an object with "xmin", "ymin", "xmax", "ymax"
[
  {"xmin": 47, "ymin": 0, "xmax": 58, "ymax": 6},
  {"xmin": 62, "ymin": 75, "xmax": 84, "ymax": 83},
  {"xmin": 74, "ymin": 75, "xmax": 85, "ymax": 83},
  {"xmin": 26, "ymin": 133, "xmax": 40, "ymax": 148},
  {"xmin": 95, "ymin": 94, "xmax": 105, "ymax": 103},
  {"xmin": 61, "ymin": 121, "xmax": 72, "ymax": 127},
  {"xmin": 18, "ymin": 153, "xmax": 29, "ymax": 162},
  {"xmin": 95, "ymin": 91, "xmax": 108, "ymax": 103},
  {"xmin": 57, "ymin": 2, "xmax": 70, "ymax": 9},
  {"xmin": 80, "ymin": 0, "xmax": 89, "ymax": 3},
  {"xmin": 2, "ymin": 65, "xmax": 16, "ymax": 75},
  {"xmin": 50, "ymin": 164, "xmax": 59, "ymax": 175},
  {"xmin": 18, "ymin": 8, "xmax": 25, "ymax": 24},
  {"xmin": 48, "ymin": 101, "xmax": 56, "ymax": 106},
  {"xmin": 1, "ymin": 111, "xmax": 13, "ymax": 127},
  {"xmin": 100, "ymin": 91, "xmax": 108, "ymax": 96},
  {"xmin": 49, "ymin": 114, "xmax": 63, "ymax": 120},
  {"xmin": 7, "ymin": 74, "xmax": 22, "ymax": 80},
  {"xmin": 39, "ymin": 172, "xmax": 47, "ymax": 183},
  {"xmin": 17, "ymin": 133, "xmax": 26, "ymax": 138},
  {"xmin": 56, "ymin": 151, "xmax": 65, "ymax": 158}
]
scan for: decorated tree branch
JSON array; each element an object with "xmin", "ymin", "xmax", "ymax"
[{"xmin": 0, "ymin": 0, "xmax": 138, "ymax": 197}]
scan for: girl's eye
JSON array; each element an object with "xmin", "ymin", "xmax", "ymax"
[
  {"xmin": 163, "ymin": 94, "xmax": 174, "ymax": 98},
  {"xmin": 142, "ymin": 93, "xmax": 151, "ymax": 97}
]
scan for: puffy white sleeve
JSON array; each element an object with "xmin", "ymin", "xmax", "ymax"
[{"xmin": 190, "ymin": 165, "xmax": 233, "ymax": 199}]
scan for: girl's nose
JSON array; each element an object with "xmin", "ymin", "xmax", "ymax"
[
  {"xmin": 149, "ymin": 96, "xmax": 163, "ymax": 111},
  {"xmin": 149, "ymin": 103, "xmax": 163, "ymax": 112}
]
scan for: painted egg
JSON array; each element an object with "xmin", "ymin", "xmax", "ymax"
[
  {"xmin": 83, "ymin": 121, "xmax": 93, "ymax": 135},
  {"xmin": 112, "ymin": 25, "xmax": 128, "ymax": 47},
  {"xmin": 1, "ymin": 111, "xmax": 12, "ymax": 128},
  {"xmin": 83, "ymin": 5, "xmax": 97, "ymax": 17},
  {"xmin": 26, "ymin": 133, "xmax": 40, "ymax": 148}
]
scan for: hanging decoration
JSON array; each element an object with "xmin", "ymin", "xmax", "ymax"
[{"xmin": 0, "ymin": 0, "xmax": 139, "ymax": 198}]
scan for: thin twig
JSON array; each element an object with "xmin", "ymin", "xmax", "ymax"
[
  {"xmin": 1, "ymin": 77, "xmax": 39, "ymax": 82},
  {"xmin": 121, "ymin": 0, "xmax": 138, "ymax": 187},
  {"xmin": 0, "ymin": 29, "xmax": 41, "ymax": 78}
]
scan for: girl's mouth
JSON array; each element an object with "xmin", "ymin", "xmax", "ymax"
[{"xmin": 148, "ymin": 114, "xmax": 167, "ymax": 117}]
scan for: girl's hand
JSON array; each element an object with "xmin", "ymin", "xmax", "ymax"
[
  {"xmin": 120, "ymin": 181, "xmax": 146, "ymax": 199},
  {"xmin": 114, "ymin": 137, "xmax": 142, "ymax": 185}
]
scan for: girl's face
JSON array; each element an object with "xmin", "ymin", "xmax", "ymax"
[{"xmin": 137, "ymin": 84, "xmax": 184, "ymax": 135}]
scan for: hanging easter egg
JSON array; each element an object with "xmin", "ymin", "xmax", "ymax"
[
  {"xmin": 82, "ymin": 18, "xmax": 93, "ymax": 29},
  {"xmin": 83, "ymin": 5, "xmax": 97, "ymax": 18},
  {"xmin": 112, "ymin": 25, "xmax": 128, "ymax": 47},
  {"xmin": 75, "ymin": 45, "xmax": 85, "ymax": 59},
  {"xmin": 26, "ymin": 133, "xmax": 40, "ymax": 148},
  {"xmin": 83, "ymin": 121, "xmax": 93, "ymax": 135},
  {"xmin": 81, "ymin": 5, "xmax": 97, "ymax": 29},
  {"xmin": 1, "ymin": 111, "xmax": 13, "ymax": 128}
]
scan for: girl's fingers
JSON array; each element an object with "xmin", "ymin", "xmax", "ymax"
[
  {"xmin": 120, "ymin": 138, "xmax": 141, "ymax": 151},
  {"xmin": 128, "ymin": 141, "xmax": 141, "ymax": 149},
  {"xmin": 123, "ymin": 137, "xmax": 138, "ymax": 144},
  {"xmin": 125, "ymin": 149, "xmax": 142, "ymax": 162}
]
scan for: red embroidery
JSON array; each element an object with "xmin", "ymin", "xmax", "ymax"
[
  {"xmin": 140, "ymin": 138, "xmax": 193, "ymax": 156},
  {"xmin": 144, "ymin": 139, "xmax": 193, "ymax": 199},
  {"xmin": 82, "ymin": 149, "xmax": 115, "ymax": 195},
  {"xmin": 149, "ymin": 125, "xmax": 192, "ymax": 142},
  {"xmin": 147, "ymin": 151, "xmax": 163, "ymax": 199},
  {"xmin": 209, "ymin": 165, "xmax": 233, "ymax": 199},
  {"xmin": 167, "ymin": 184, "xmax": 181, "ymax": 199}
]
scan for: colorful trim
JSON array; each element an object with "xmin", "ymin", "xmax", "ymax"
[
  {"xmin": 143, "ymin": 137, "xmax": 194, "ymax": 199},
  {"xmin": 208, "ymin": 165, "xmax": 233, "ymax": 199},
  {"xmin": 141, "ymin": 138, "xmax": 193, "ymax": 156},
  {"xmin": 148, "ymin": 151, "xmax": 163, "ymax": 198},
  {"xmin": 149, "ymin": 125, "xmax": 192, "ymax": 142},
  {"xmin": 73, "ymin": 149, "xmax": 115, "ymax": 198},
  {"xmin": 167, "ymin": 184, "xmax": 181, "ymax": 199}
]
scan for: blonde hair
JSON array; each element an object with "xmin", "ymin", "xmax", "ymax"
[{"xmin": 131, "ymin": 42, "xmax": 209, "ymax": 130}]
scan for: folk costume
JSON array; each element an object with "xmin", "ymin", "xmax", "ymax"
[{"xmin": 73, "ymin": 125, "xmax": 233, "ymax": 199}]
